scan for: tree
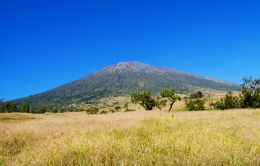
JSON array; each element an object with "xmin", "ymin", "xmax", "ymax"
[
  {"xmin": 19, "ymin": 102, "xmax": 30, "ymax": 113},
  {"xmin": 240, "ymin": 77, "xmax": 260, "ymax": 108},
  {"xmin": 160, "ymin": 89, "xmax": 181, "ymax": 111},
  {"xmin": 211, "ymin": 98, "xmax": 225, "ymax": 110},
  {"xmin": 131, "ymin": 91, "xmax": 155, "ymax": 111},
  {"xmin": 210, "ymin": 77, "xmax": 260, "ymax": 110},
  {"xmin": 52, "ymin": 107, "xmax": 58, "ymax": 113},
  {"xmin": 154, "ymin": 98, "xmax": 167, "ymax": 110},
  {"xmin": 0, "ymin": 101, "xmax": 17, "ymax": 113},
  {"xmin": 190, "ymin": 91, "xmax": 204, "ymax": 99},
  {"xmin": 224, "ymin": 91, "xmax": 240, "ymax": 109},
  {"xmin": 38, "ymin": 105, "xmax": 47, "ymax": 114}
]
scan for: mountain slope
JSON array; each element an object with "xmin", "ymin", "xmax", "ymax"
[{"xmin": 15, "ymin": 61, "xmax": 240, "ymax": 109}]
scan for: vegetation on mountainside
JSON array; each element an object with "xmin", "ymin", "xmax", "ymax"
[
  {"xmin": 1, "ymin": 77, "xmax": 259, "ymax": 113},
  {"xmin": 13, "ymin": 62, "xmax": 241, "ymax": 110}
]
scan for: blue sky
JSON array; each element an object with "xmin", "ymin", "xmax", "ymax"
[{"xmin": 1, "ymin": 0, "xmax": 260, "ymax": 101}]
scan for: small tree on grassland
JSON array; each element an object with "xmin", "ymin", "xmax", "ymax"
[
  {"xmin": 131, "ymin": 91, "xmax": 155, "ymax": 111},
  {"xmin": 185, "ymin": 91, "xmax": 206, "ymax": 111},
  {"xmin": 185, "ymin": 97, "xmax": 206, "ymax": 111},
  {"xmin": 19, "ymin": 102, "xmax": 30, "ymax": 113},
  {"xmin": 38, "ymin": 105, "xmax": 47, "ymax": 114},
  {"xmin": 240, "ymin": 77, "xmax": 260, "ymax": 108},
  {"xmin": 154, "ymin": 97, "xmax": 167, "ymax": 110},
  {"xmin": 160, "ymin": 89, "xmax": 181, "ymax": 111}
]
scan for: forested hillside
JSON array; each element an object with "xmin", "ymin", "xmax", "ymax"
[{"xmin": 14, "ymin": 61, "xmax": 240, "ymax": 109}]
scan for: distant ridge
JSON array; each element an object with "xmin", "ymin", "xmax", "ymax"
[{"xmin": 15, "ymin": 61, "xmax": 240, "ymax": 109}]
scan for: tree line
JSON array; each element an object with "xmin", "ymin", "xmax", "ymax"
[
  {"xmin": 210, "ymin": 77, "xmax": 260, "ymax": 110},
  {"xmin": 0, "ymin": 100, "xmax": 30, "ymax": 113},
  {"xmin": 131, "ymin": 77, "xmax": 260, "ymax": 111},
  {"xmin": 0, "ymin": 99, "xmax": 48, "ymax": 114},
  {"xmin": 1, "ymin": 77, "xmax": 259, "ymax": 113}
]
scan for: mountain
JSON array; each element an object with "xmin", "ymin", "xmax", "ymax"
[{"xmin": 15, "ymin": 61, "xmax": 240, "ymax": 109}]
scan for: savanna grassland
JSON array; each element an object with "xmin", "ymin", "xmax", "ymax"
[{"xmin": 1, "ymin": 106, "xmax": 260, "ymax": 165}]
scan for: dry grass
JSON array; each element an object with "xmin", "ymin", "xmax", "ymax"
[{"xmin": 1, "ymin": 108, "xmax": 260, "ymax": 165}]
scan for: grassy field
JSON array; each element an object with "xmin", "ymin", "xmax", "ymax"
[{"xmin": 1, "ymin": 108, "xmax": 260, "ymax": 165}]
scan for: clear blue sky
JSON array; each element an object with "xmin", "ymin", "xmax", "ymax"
[{"xmin": 1, "ymin": 0, "xmax": 260, "ymax": 101}]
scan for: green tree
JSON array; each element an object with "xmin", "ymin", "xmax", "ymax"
[
  {"xmin": 160, "ymin": 89, "xmax": 181, "ymax": 111},
  {"xmin": 38, "ymin": 105, "xmax": 47, "ymax": 114},
  {"xmin": 58, "ymin": 107, "xmax": 65, "ymax": 113},
  {"xmin": 190, "ymin": 91, "xmax": 204, "ymax": 99},
  {"xmin": 211, "ymin": 92, "xmax": 240, "ymax": 110},
  {"xmin": 240, "ymin": 77, "xmax": 260, "ymax": 108},
  {"xmin": 0, "ymin": 101, "xmax": 17, "ymax": 113},
  {"xmin": 210, "ymin": 77, "xmax": 260, "ymax": 110},
  {"xmin": 19, "ymin": 102, "xmax": 30, "ymax": 113},
  {"xmin": 185, "ymin": 97, "xmax": 206, "ymax": 111},
  {"xmin": 224, "ymin": 91, "xmax": 240, "ymax": 109},
  {"xmin": 131, "ymin": 91, "xmax": 155, "ymax": 111},
  {"xmin": 211, "ymin": 98, "xmax": 225, "ymax": 110},
  {"xmin": 52, "ymin": 107, "xmax": 58, "ymax": 113},
  {"xmin": 154, "ymin": 97, "xmax": 167, "ymax": 110}
]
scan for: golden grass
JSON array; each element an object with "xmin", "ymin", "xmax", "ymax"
[
  {"xmin": 1, "ymin": 109, "xmax": 260, "ymax": 165},
  {"xmin": 0, "ymin": 113, "xmax": 37, "ymax": 122}
]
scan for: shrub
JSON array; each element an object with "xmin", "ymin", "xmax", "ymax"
[
  {"xmin": 124, "ymin": 108, "xmax": 135, "ymax": 112},
  {"xmin": 190, "ymin": 91, "xmax": 204, "ymax": 99},
  {"xmin": 38, "ymin": 105, "xmax": 47, "ymax": 114},
  {"xmin": 110, "ymin": 109, "xmax": 115, "ymax": 113},
  {"xmin": 115, "ymin": 106, "xmax": 121, "ymax": 112},
  {"xmin": 185, "ymin": 98, "xmax": 206, "ymax": 111},
  {"xmin": 58, "ymin": 108, "xmax": 65, "ymax": 113},
  {"xmin": 85, "ymin": 107, "xmax": 99, "ymax": 115},
  {"xmin": 100, "ymin": 110, "xmax": 108, "ymax": 114},
  {"xmin": 123, "ymin": 102, "xmax": 128, "ymax": 109}
]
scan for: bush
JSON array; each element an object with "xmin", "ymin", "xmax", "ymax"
[
  {"xmin": 123, "ymin": 102, "xmax": 128, "ymax": 109},
  {"xmin": 52, "ymin": 107, "xmax": 58, "ymax": 113},
  {"xmin": 190, "ymin": 91, "xmax": 204, "ymax": 99},
  {"xmin": 185, "ymin": 98, "xmax": 206, "ymax": 111},
  {"xmin": 58, "ymin": 108, "xmax": 65, "ymax": 113},
  {"xmin": 214, "ymin": 100, "xmax": 226, "ymax": 110},
  {"xmin": 100, "ymin": 110, "xmax": 108, "ymax": 114},
  {"xmin": 211, "ymin": 91, "xmax": 241, "ymax": 110},
  {"xmin": 85, "ymin": 107, "xmax": 99, "ymax": 114},
  {"xmin": 124, "ymin": 108, "xmax": 135, "ymax": 112},
  {"xmin": 115, "ymin": 106, "xmax": 121, "ymax": 112},
  {"xmin": 38, "ymin": 105, "xmax": 47, "ymax": 114}
]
